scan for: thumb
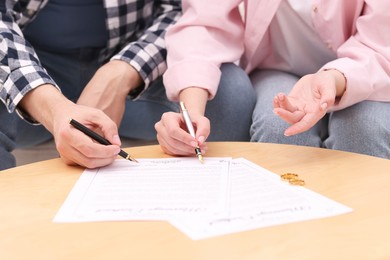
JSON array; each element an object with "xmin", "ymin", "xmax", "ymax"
[
  {"xmin": 193, "ymin": 116, "xmax": 210, "ymax": 145},
  {"xmin": 90, "ymin": 113, "xmax": 122, "ymax": 146},
  {"xmin": 319, "ymin": 91, "xmax": 335, "ymax": 112}
]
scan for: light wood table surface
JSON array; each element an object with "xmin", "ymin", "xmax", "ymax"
[{"xmin": 1, "ymin": 142, "xmax": 390, "ymax": 260}]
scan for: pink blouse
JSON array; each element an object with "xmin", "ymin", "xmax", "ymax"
[{"xmin": 164, "ymin": 0, "xmax": 390, "ymax": 111}]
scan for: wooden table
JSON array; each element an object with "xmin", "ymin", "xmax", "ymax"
[{"xmin": 1, "ymin": 142, "xmax": 390, "ymax": 260}]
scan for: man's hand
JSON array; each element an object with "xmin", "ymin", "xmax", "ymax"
[
  {"xmin": 77, "ymin": 60, "xmax": 143, "ymax": 126},
  {"xmin": 19, "ymin": 84, "xmax": 122, "ymax": 168}
]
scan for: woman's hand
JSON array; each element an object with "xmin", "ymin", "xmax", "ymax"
[
  {"xmin": 273, "ymin": 69, "xmax": 346, "ymax": 136},
  {"xmin": 155, "ymin": 87, "xmax": 210, "ymax": 156},
  {"xmin": 155, "ymin": 111, "xmax": 209, "ymax": 156}
]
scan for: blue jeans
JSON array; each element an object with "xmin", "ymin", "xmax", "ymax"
[
  {"xmin": 14, "ymin": 47, "xmax": 178, "ymax": 148},
  {"xmin": 205, "ymin": 63, "xmax": 256, "ymax": 141},
  {"xmin": 249, "ymin": 69, "xmax": 390, "ymax": 159},
  {"xmin": 0, "ymin": 55, "xmax": 255, "ymax": 170}
]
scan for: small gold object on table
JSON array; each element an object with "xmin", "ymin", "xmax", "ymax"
[{"xmin": 281, "ymin": 173, "xmax": 305, "ymax": 186}]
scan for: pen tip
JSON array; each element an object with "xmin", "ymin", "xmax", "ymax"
[
  {"xmin": 198, "ymin": 154, "xmax": 204, "ymax": 164},
  {"xmin": 130, "ymin": 157, "xmax": 140, "ymax": 163},
  {"xmin": 125, "ymin": 155, "xmax": 139, "ymax": 163}
]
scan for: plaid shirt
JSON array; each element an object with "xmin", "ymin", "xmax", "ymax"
[{"xmin": 0, "ymin": 0, "xmax": 181, "ymax": 116}]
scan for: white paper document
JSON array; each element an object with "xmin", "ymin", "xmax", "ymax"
[
  {"xmin": 54, "ymin": 157, "xmax": 352, "ymax": 240},
  {"xmin": 54, "ymin": 157, "xmax": 230, "ymax": 222},
  {"xmin": 171, "ymin": 158, "xmax": 352, "ymax": 239}
]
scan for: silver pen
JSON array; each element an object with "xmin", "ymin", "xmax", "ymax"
[{"xmin": 179, "ymin": 101, "xmax": 204, "ymax": 163}]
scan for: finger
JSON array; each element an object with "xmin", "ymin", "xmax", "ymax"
[
  {"xmin": 65, "ymin": 124, "xmax": 121, "ymax": 158},
  {"xmin": 192, "ymin": 116, "xmax": 210, "ymax": 146},
  {"xmin": 318, "ymin": 96, "xmax": 332, "ymax": 112},
  {"xmin": 273, "ymin": 95, "xmax": 281, "ymax": 109},
  {"xmin": 284, "ymin": 111, "xmax": 325, "ymax": 136},
  {"xmin": 76, "ymin": 141, "xmax": 121, "ymax": 159},
  {"xmin": 274, "ymin": 108, "xmax": 305, "ymax": 125},
  {"xmin": 156, "ymin": 113, "xmax": 196, "ymax": 155},
  {"xmin": 181, "ymin": 114, "xmax": 209, "ymax": 155},
  {"xmin": 77, "ymin": 155, "xmax": 118, "ymax": 169},
  {"xmin": 156, "ymin": 129, "xmax": 195, "ymax": 156},
  {"xmin": 161, "ymin": 112, "xmax": 208, "ymax": 155},
  {"xmin": 82, "ymin": 110, "xmax": 121, "ymax": 146},
  {"xmin": 313, "ymin": 77, "xmax": 337, "ymax": 111},
  {"xmin": 158, "ymin": 130, "xmax": 194, "ymax": 156},
  {"xmin": 155, "ymin": 121, "xmax": 178, "ymax": 155},
  {"xmin": 197, "ymin": 135, "xmax": 208, "ymax": 154},
  {"xmin": 75, "ymin": 153, "xmax": 118, "ymax": 169},
  {"xmin": 156, "ymin": 133, "xmax": 176, "ymax": 156},
  {"xmin": 58, "ymin": 141, "xmax": 118, "ymax": 168},
  {"xmin": 275, "ymin": 93, "xmax": 298, "ymax": 112}
]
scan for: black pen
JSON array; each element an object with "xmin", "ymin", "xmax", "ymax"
[
  {"xmin": 179, "ymin": 102, "xmax": 204, "ymax": 163},
  {"xmin": 69, "ymin": 118, "xmax": 138, "ymax": 163}
]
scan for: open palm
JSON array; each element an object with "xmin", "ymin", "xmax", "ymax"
[{"xmin": 273, "ymin": 71, "xmax": 337, "ymax": 136}]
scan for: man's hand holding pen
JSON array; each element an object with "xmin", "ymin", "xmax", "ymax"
[
  {"xmin": 19, "ymin": 84, "xmax": 123, "ymax": 169},
  {"xmin": 69, "ymin": 119, "xmax": 138, "ymax": 163},
  {"xmin": 56, "ymin": 108, "xmax": 123, "ymax": 168}
]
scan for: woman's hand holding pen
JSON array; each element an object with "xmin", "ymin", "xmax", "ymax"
[
  {"xmin": 155, "ymin": 111, "xmax": 208, "ymax": 156},
  {"xmin": 155, "ymin": 87, "xmax": 209, "ymax": 156}
]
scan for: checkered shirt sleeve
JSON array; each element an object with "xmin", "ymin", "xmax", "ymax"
[
  {"xmin": 109, "ymin": 0, "xmax": 181, "ymax": 99},
  {"xmin": 1, "ymin": 0, "xmax": 181, "ymax": 119},
  {"xmin": 1, "ymin": 2, "xmax": 58, "ymax": 120}
]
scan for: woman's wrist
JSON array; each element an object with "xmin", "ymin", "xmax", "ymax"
[
  {"xmin": 179, "ymin": 87, "xmax": 209, "ymax": 116},
  {"xmin": 323, "ymin": 69, "xmax": 347, "ymax": 97}
]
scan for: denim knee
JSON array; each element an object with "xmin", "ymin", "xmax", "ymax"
[
  {"xmin": 206, "ymin": 63, "xmax": 256, "ymax": 141},
  {"xmin": 249, "ymin": 69, "xmax": 323, "ymax": 147},
  {"xmin": 0, "ymin": 107, "xmax": 17, "ymax": 170},
  {"xmin": 325, "ymin": 101, "xmax": 390, "ymax": 159},
  {"xmin": 250, "ymin": 112, "xmax": 324, "ymax": 147}
]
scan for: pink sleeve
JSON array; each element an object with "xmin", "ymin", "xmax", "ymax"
[
  {"xmin": 322, "ymin": 0, "xmax": 390, "ymax": 111},
  {"xmin": 163, "ymin": 0, "xmax": 245, "ymax": 101}
]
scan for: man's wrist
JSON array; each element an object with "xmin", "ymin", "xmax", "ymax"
[
  {"xmin": 107, "ymin": 60, "xmax": 143, "ymax": 95},
  {"xmin": 19, "ymin": 84, "xmax": 70, "ymax": 131}
]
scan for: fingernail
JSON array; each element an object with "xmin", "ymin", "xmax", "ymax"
[
  {"xmin": 198, "ymin": 136, "xmax": 205, "ymax": 144},
  {"xmin": 114, "ymin": 147, "xmax": 121, "ymax": 155},
  {"xmin": 190, "ymin": 141, "xmax": 198, "ymax": 147}
]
